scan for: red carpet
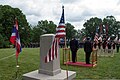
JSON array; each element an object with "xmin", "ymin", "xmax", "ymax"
[{"xmin": 64, "ymin": 61, "xmax": 97, "ymax": 67}]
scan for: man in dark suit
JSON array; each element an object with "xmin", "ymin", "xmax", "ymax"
[
  {"xmin": 107, "ymin": 40, "xmax": 112, "ymax": 53},
  {"xmin": 70, "ymin": 38, "xmax": 79, "ymax": 63},
  {"xmin": 84, "ymin": 37, "xmax": 92, "ymax": 64},
  {"xmin": 116, "ymin": 41, "xmax": 119, "ymax": 53}
]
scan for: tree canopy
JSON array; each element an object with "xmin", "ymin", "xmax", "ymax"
[
  {"xmin": 83, "ymin": 16, "xmax": 120, "ymax": 40},
  {"xmin": 0, "ymin": 5, "xmax": 77, "ymax": 48},
  {"xmin": 0, "ymin": 5, "xmax": 30, "ymax": 48},
  {"xmin": 83, "ymin": 17, "xmax": 102, "ymax": 40},
  {"xmin": 31, "ymin": 20, "xmax": 57, "ymax": 42}
]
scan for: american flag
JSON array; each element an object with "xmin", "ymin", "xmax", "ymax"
[
  {"xmin": 94, "ymin": 33, "xmax": 99, "ymax": 43},
  {"xmin": 55, "ymin": 6, "xmax": 66, "ymax": 38},
  {"xmin": 10, "ymin": 19, "xmax": 22, "ymax": 58},
  {"xmin": 45, "ymin": 38, "xmax": 59, "ymax": 63},
  {"xmin": 45, "ymin": 6, "xmax": 65, "ymax": 63},
  {"xmin": 94, "ymin": 26, "xmax": 99, "ymax": 43}
]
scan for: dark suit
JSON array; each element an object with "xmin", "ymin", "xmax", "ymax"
[
  {"xmin": 84, "ymin": 40, "xmax": 92, "ymax": 64},
  {"xmin": 116, "ymin": 43, "xmax": 119, "ymax": 53},
  {"xmin": 107, "ymin": 42, "xmax": 112, "ymax": 49},
  {"xmin": 70, "ymin": 38, "xmax": 79, "ymax": 63}
]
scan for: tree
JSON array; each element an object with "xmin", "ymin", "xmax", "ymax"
[
  {"xmin": 83, "ymin": 17, "xmax": 102, "ymax": 40},
  {"xmin": 82, "ymin": 15, "xmax": 120, "ymax": 40},
  {"xmin": 31, "ymin": 20, "xmax": 57, "ymax": 42},
  {"xmin": 113, "ymin": 21, "xmax": 120, "ymax": 38},
  {"xmin": 0, "ymin": 34, "xmax": 4, "ymax": 48},
  {"xmin": 0, "ymin": 5, "xmax": 30, "ymax": 48},
  {"xmin": 66, "ymin": 23, "xmax": 77, "ymax": 40},
  {"xmin": 103, "ymin": 15, "xmax": 117, "ymax": 36}
]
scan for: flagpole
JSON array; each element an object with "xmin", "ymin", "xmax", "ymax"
[
  {"xmin": 10, "ymin": 18, "xmax": 21, "ymax": 80},
  {"xmin": 14, "ymin": 18, "xmax": 18, "ymax": 79},
  {"xmin": 15, "ymin": 18, "xmax": 19, "ymax": 79},
  {"xmin": 15, "ymin": 56, "xmax": 19, "ymax": 79},
  {"xmin": 62, "ymin": 5, "xmax": 68, "ymax": 80},
  {"xmin": 64, "ymin": 36, "xmax": 68, "ymax": 80},
  {"xmin": 15, "ymin": 49, "xmax": 19, "ymax": 80}
]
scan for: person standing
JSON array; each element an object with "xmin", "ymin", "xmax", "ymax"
[
  {"xmin": 84, "ymin": 37, "xmax": 93, "ymax": 64},
  {"xmin": 70, "ymin": 38, "xmax": 79, "ymax": 63},
  {"xmin": 116, "ymin": 40, "xmax": 119, "ymax": 53},
  {"xmin": 102, "ymin": 40, "xmax": 107, "ymax": 52},
  {"xmin": 107, "ymin": 40, "xmax": 112, "ymax": 53}
]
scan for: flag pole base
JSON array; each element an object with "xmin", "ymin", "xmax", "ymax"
[
  {"xmin": 23, "ymin": 70, "xmax": 76, "ymax": 80},
  {"xmin": 16, "ymin": 65, "xmax": 19, "ymax": 68}
]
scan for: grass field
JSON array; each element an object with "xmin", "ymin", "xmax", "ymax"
[{"xmin": 0, "ymin": 48, "xmax": 120, "ymax": 80}]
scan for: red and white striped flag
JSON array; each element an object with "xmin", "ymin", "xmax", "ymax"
[
  {"xmin": 45, "ymin": 6, "xmax": 65, "ymax": 63},
  {"xmin": 94, "ymin": 33, "xmax": 99, "ymax": 43},
  {"xmin": 55, "ymin": 6, "xmax": 66, "ymax": 38},
  {"xmin": 45, "ymin": 38, "xmax": 59, "ymax": 63}
]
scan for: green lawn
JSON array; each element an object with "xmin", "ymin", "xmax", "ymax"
[{"xmin": 0, "ymin": 48, "xmax": 120, "ymax": 80}]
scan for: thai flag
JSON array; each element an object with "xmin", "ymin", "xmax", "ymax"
[
  {"xmin": 10, "ymin": 19, "xmax": 22, "ymax": 58},
  {"xmin": 45, "ymin": 6, "xmax": 66, "ymax": 63}
]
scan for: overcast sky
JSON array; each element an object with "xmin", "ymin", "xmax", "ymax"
[{"xmin": 0, "ymin": 0, "xmax": 120, "ymax": 30}]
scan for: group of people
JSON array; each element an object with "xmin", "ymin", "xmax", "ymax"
[
  {"xmin": 100, "ymin": 40, "xmax": 115, "ymax": 53},
  {"xmin": 69, "ymin": 37, "xmax": 120, "ymax": 64},
  {"xmin": 93, "ymin": 36, "xmax": 119, "ymax": 55},
  {"xmin": 70, "ymin": 37, "xmax": 92, "ymax": 64}
]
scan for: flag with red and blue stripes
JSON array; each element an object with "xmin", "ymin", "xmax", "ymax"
[{"xmin": 10, "ymin": 19, "xmax": 22, "ymax": 58}]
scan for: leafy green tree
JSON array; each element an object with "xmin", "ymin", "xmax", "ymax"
[
  {"xmin": 83, "ymin": 17, "xmax": 102, "ymax": 40},
  {"xmin": 31, "ymin": 20, "xmax": 57, "ymax": 42},
  {"xmin": 0, "ymin": 5, "xmax": 30, "ymax": 48},
  {"xmin": 103, "ymin": 15, "xmax": 117, "ymax": 36},
  {"xmin": 114, "ymin": 21, "xmax": 120, "ymax": 36},
  {"xmin": 0, "ymin": 34, "xmax": 4, "ymax": 48},
  {"xmin": 66, "ymin": 23, "xmax": 77, "ymax": 40},
  {"xmin": 31, "ymin": 21, "xmax": 77, "ymax": 42},
  {"xmin": 82, "ymin": 15, "xmax": 120, "ymax": 40}
]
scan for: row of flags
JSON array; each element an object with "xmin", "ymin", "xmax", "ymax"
[
  {"xmin": 94, "ymin": 23, "xmax": 109, "ymax": 44},
  {"xmin": 10, "ymin": 6, "xmax": 66, "ymax": 63},
  {"xmin": 95, "ymin": 24, "xmax": 109, "ymax": 36}
]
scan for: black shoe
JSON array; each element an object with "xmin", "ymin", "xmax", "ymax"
[
  {"xmin": 86, "ymin": 63, "xmax": 90, "ymax": 64},
  {"xmin": 72, "ymin": 61, "xmax": 76, "ymax": 63}
]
